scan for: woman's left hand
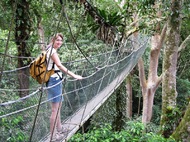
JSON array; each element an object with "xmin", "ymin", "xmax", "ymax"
[{"xmin": 75, "ymin": 75, "xmax": 83, "ymax": 80}]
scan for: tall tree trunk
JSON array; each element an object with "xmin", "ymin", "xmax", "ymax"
[
  {"xmin": 160, "ymin": 0, "xmax": 182, "ymax": 137},
  {"xmin": 15, "ymin": 0, "xmax": 31, "ymax": 97}
]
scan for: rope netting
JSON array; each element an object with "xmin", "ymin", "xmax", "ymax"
[{"xmin": 0, "ymin": 35, "xmax": 148, "ymax": 141}]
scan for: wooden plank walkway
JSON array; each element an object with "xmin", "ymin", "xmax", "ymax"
[{"xmin": 41, "ymin": 62, "xmax": 133, "ymax": 142}]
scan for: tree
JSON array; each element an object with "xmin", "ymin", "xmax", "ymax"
[
  {"xmin": 14, "ymin": 0, "xmax": 32, "ymax": 97},
  {"xmin": 171, "ymin": 16, "xmax": 190, "ymax": 141},
  {"xmin": 0, "ymin": 0, "xmax": 59, "ymax": 97},
  {"xmin": 128, "ymin": 1, "xmax": 166, "ymax": 124},
  {"xmin": 138, "ymin": 24, "xmax": 166, "ymax": 123},
  {"xmin": 160, "ymin": 0, "xmax": 182, "ymax": 137}
]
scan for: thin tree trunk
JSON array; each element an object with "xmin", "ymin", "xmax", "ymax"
[
  {"xmin": 38, "ymin": 21, "xmax": 45, "ymax": 51},
  {"xmin": 126, "ymin": 74, "xmax": 132, "ymax": 118}
]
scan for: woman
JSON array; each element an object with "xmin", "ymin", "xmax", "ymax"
[{"xmin": 46, "ymin": 33, "xmax": 82, "ymax": 141}]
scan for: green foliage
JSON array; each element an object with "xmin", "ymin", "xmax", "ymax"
[
  {"xmin": 177, "ymin": 45, "xmax": 190, "ymax": 79},
  {"xmin": 0, "ymin": 115, "xmax": 28, "ymax": 142},
  {"xmin": 0, "ymin": 29, "xmax": 18, "ymax": 70},
  {"xmin": 90, "ymin": 94, "xmax": 117, "ymax": 128},
  {"xmin": 145, "ymin": 122, "xmax": 160, "ymax": 133},
  {"xmin": 140, "ymin": 132, "xmax": 175, "ymax": 142},
  {"xmin": 0, "ymin": 0, "xmax": 15, "ymax": 30},
  {"xmin": 182, "ymin": 20, "xmax": 189, "ymax": 39},
  {"xmin": 161, "ymin": 106, "xmax": 182, "ymax": 137},
  {"xmin": 88, "ymin": 0, "xmax": 157, "ymax": 35},
  {"xmin": 69, "ymin": 122, "xmax": 176, "ymax": 142},
  {"xmin": 89, "ymin": 81, "xmax": 127, "ymax": 129},
  {"xmin": 125, "ymin": 121, "xmax": 145, "ymax": 136},
  {"xmin": 151, "ymin": 104, "xmax": 162, "ymax": 125},
  {"xmin": 176, "ymin": 79, "xmax": 190, "ymax": 110},
  {"xmin": 0, "ymin": 94, "xmax": 50, "ymax": 141},
  {"xmin": 87, "ymin": 7, "xmax": 124, "ymax": 32}
]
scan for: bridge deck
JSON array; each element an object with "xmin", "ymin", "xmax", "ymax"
[
  {"xmin": 40, "ymin": 38, "xmax": 147, "ymax": 142},
  {"xmin": 41, "ymin": 62, "xmax": 130, "ymax": 142}
]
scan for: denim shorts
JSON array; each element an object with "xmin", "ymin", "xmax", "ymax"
[{"xmin": 46, "ymin": 77, "xmax": 63, "ymax": 103}]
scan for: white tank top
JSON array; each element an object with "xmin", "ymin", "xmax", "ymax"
[{"xmin": 46, "ymin": 47, "xmax": 62, "ymax": 78}]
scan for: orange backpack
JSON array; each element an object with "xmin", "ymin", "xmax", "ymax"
[{"xmin": 29, "ymin": 51, "xmax": 54, "ymax": 84}]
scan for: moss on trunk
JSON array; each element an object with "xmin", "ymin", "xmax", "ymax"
[{"xmin": 172, "ymin": 102, "xmax": 190, "ymax": 141}]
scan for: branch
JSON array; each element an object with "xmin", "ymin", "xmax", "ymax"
[
  {"xmin": 129, "ymin": 17, "xmax": 141, "ymax": 27},
  {"xmin": 153, "ymin": 74, "xmax": 162, "ymax": 93},
  {"xmin": 178, "ymin": 35, "xmax": 190, "ymax": 52},
  {"xmin": 126, "ymin": 27, "xmax": 139, "ymax": 38},
  {"xmin": 138, "ymin": 57, "xmax": 147, "ymax": 89},
  {"xmin": 157, "ymin": 24, "xmax": 167, "ymax": 50}
]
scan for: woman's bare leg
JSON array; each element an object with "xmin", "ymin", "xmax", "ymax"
[
  {"xmin": 50, "ymin": 102, "xmax": 62, "ymax": 136},
  {"xmin": 56, "ymin": 102, "xmax": 62, "ymax": 130}
]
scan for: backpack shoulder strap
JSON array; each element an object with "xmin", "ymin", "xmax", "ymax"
[
  {"xmin": 52, "ymin": 62, "xmax": 55, "ymax": 70},
  {"xmin": 45, "ymin": 46, "xmax": 55, "ymax": 70}
]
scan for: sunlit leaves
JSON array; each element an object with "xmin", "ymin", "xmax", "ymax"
[{"xmin": 69, "ymin": 122, "xmax": 175, "ymax": 142}]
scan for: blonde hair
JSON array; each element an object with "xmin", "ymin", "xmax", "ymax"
[{"xmin": 50, "ymin": 33, "xmax": 64, "ymax": 43}]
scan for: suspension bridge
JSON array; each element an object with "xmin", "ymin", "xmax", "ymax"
[{"xmin": 0, "ymin": 36, "xmax": 148, "ymax": 142}]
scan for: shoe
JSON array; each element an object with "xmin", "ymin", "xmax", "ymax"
[
  {"xmin": 50, "ymin": 132, "xmax": 64, "ymax": 142},
  {"xmin": 57, "ymin": 126, "xmax": 70, "ymax": 134}
]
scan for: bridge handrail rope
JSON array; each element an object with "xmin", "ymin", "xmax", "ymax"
[
  {"xmin": 77, "ymin": 34, "xmax": 119, "ymax": 128},
  {"xmin": 0, "ymin": 39, "xmax": 146, "ymax": 108},
  {"xmin": 0, "ymin": 45, "xmax": 147, "ymax": 118},
  {"xmin": 0, "ymin": 50, "xmax": 142, "ymax": 121},
  {"xmin": 0, "ymin": 52, "xmax": 118, "ymax": 95},
  {"xmin": 99, "ymin": 36, "xmax": 140, "ymax": 101},
  {"xmin": 0, "ymin": 40, "xmax": 146, "ymax": 106},
  {"xmin": 94, "ymin": 34, "xmax": 120, "ymax": 102},
  {"xmin": 0, "ymin": 48, "xmax": 119, "ymax": 74}
]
